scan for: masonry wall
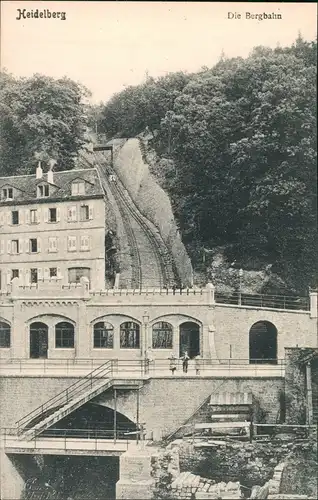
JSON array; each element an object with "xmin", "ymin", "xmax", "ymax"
[
  {"xmin": 95, "ymin": 377, "xmax": 285, "ymax": 439},
  {"xmin": 214, "ymin": 305, "xmax": 317, "ymax": 360},
  {"xmin": 0, "ymin": 376, "xmax": 283, "ymax": 437}
]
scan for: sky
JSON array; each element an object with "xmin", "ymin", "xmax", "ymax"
[{"xmin": 1, "ymin": 1, "xmax": 317, "ymax": 103}]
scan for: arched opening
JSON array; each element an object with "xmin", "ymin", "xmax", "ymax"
[
  {"xmin": 152, "ymin": 322, "xmax": 173, "ymax": 349},
  {"xmin": 55, "ymin": 322, "xmax": 74, "ymax": 348},
  {"xmin": 0, "ymin": 321, "xmax": 11, "ymax": 348},
  {"xmin": 120, "ymin": 321, "xmax": 140, "ymax": 349},
  {"xmin": 249, "ymin": 321, "xmax": 277, "ymax": 364},
  {"xmin": 93, "ymin": 322, "xmax": 114, "ymax": 349},
  {"xmin": 179, "ymin": 322, "xmax": 200, "ymax": 359},
  {"xmin": 43, "ymin": 402, "xmax": 137, "ymax": 439},
  {"xmin": 30, "ymin": 322, "xmax": 48, "ymax": 358}
]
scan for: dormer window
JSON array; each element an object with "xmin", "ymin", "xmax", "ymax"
[
  {"xmin": 2, "ymin": 188, "xmax": 13, "ymax": 200},
  {"xmin": 38, "ymin": 184, "xmax": 49, "ymax": 198},
  {"xmin": 72, "ymin": 181, "xmax": 85, "ymax": 196}
]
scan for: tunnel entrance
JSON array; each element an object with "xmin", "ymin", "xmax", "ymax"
[
  {"xmin": 30, "ymin": 322, "xmax": 48, "ymax": 359},
  {"xmin": 249, "ymin": 321, "xmax": 277, "ymax": 364},
  {"xmin": 179, "ymin": 322, "xmax": 200, "ymax": 359}
]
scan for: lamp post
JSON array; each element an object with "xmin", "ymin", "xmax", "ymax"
[{"xmin": 238, "ymin": 268, "xmax": 243, "ymax": 305}]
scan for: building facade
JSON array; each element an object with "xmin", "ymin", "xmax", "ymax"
[
  {"xmin": 0, "ymin": 164, "xmax": 106, "ymax": 292},
  {"xmin": 0, "ymin": 280, "xmax": 317, "ymax": 361}
]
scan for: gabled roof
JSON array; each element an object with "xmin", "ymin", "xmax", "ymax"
[{"xmin": 0, "ymin": 168, "xmax": 103, "ymax": 203}]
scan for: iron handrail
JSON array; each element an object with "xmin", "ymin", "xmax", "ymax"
[{"xmin": 15, "ymin": 359, "xmax": 113, "ymax": 430}]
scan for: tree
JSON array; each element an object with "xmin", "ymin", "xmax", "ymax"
[{"xmin": 0, "ymin": 72, "xmax": 90, "ymax": 176}]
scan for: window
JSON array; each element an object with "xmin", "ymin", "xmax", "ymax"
[
  {"xmin": 67, "ymin": 236, "xmax": 77, "ymax": 252},
  {"xmin": 49, "ymin": 268, "xmax": 57, "ymax": 278},
  {"xmin": 38, "ymin": 184, "xmax": 49, "ymax": 198},
  {"xmin": 30, "ymin": 239, "xmax": 38, "ymax": 253},
  {"xmin": 120, "ymin": 322, "xmax": 140, "ymax": 349},
  {"xmin": 11, "ymin": 269, "xmax": 19, "ymax": 280},
  {"xmin": 93, "ymin": 322, "xmax": 114, "ymax": 348},
  {"xmin": 80, "ymin": 205, "xmax": 89, "ymax": 221},
  {"xmin": 152, "ymin": 322, "xmax": 173, "ymax": 349},
  {"xmin": 30, "ymin": 209, "xmax": 38, "ymax": 224},
  {"xmin": 80, "ymin": 235, "xmax": 90, "ymax": 251},
  {"xmin": 30, "ymin": 268, "xmax": 38, "ymax": 284},
  {"xmin": 72, "ymin": 181, "xmax": 85, "ymax": 196},
  {"xmin": 11, "ymin": 240, "xmax": 19, "ymax": 254},
  {"xmin": 67, "ymin": 206, "xmax": 77, "ymax": 222},
  {"xmin": 2, "ymin": 188, "xmax": 13, "ymax": 200},
  {"xmin": 48, "ymin": 237, "xmax": 58, "ymax": 253},
  {"xmin": 0, "ymin": 321, "xmax": 10, "ymax": 348},
  {"xmin": 55, "ymin": 322, "xmax": 74, "ymax": 348},
  {"xmin": 68, "ymin": 267, "xmax": 91, "ymax": 284},
  {"xmin": 11, "ymin": 211, "xmax": 19, "ymax": 225},
  {"xmin": 49, "ymin": 208, "xmax": 57, "ymax": 222}
]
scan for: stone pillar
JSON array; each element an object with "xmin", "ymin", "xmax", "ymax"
[
  {"xmin": 76, "ymin": 301, "xmax": 90, "ymax": 358},
  {"xmin": 11, "ymin": 303, "xmax": 27, "ymax": 359},
  {"xmin": 142, "ymin": 312, "xmax": 149, "ymax": 358},
  {"xmin": 208, "ymin": 324, "xmax": 219, "ymax": 362},
  {"xmin": 0, "ymin": 451, "xmax": 25, "ymax": 500},
  {"xmin": 116, "ymin": 449, "xmax": 155, "ymax": 500},
  {"xmin": 309, "ymin": 291, "xmax": 318, "ymax": 319},
  {"xmin": 206, "ymin": 282, "xmax": 215, "ymax": 306}
]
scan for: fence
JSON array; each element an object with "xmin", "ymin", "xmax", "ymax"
[
  {"xmin": 0, "ymin": 357, "xmax": 286, "ymax": 377},
  {"xmin": 2, "ymin": 427, "xmax": 131, "ymax": 451}
]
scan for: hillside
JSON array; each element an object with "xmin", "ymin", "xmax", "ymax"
[{"xmin": 98, "ymin": 36, "xmax": 317, "ymax": 295}]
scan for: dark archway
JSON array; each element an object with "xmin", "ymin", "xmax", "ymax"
[
  {"xmin": 249, "ymin": 321, "xmax": 277, "ymax": 364},
  {"xmin": 179, "ymin": 322, "xmax": 200, "ymax": 359},
  {"xmin": 43, "ymin": 402, "xmax": 137, "ymax": 440},
  {"xmin": 30, "ymin": 322, "xmax": 48, "ymax": 359}
]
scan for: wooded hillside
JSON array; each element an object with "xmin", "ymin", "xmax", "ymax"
[{"xmin": 99, "ymin": 36, "xmax": 317, "ymax": 294}]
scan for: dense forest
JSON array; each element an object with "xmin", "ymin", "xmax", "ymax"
[
  {"xmin": 98, "ymin": 36, "xmax": 317, "ymax": 294},
  {"xmin": 0, "ymin": 36, "xmax": 316, "ymax": 293}
]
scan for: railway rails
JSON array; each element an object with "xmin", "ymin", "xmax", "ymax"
[{"xmin": 78, "ymin": 148, "xmax": 177, "ymax": 289}]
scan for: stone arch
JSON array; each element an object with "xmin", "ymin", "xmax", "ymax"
[
  {"xmin": 48, "ymin": 402, "xmax": 138, "ymax": 439},
  {"xmin": 249, "ymin": 320, "xmax": 278, "ymax": 364},
  {"xmin": 150, "ymin": 314, "xmax": 202, "ymax": 327},
  {"xmin": 91, "ymin": 313, "xmax": 141, "ymax": 325},
  {"xmin": 26, "ymin": 314, "xmax": 76, "ymax": 326}
]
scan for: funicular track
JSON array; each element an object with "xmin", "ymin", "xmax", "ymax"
[{"xmin": 79, "ymin": 148, "xmax": 177, "ymax": 289}]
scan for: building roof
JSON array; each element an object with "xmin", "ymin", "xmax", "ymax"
[{"xmin": 0, "ymin": 168, "xmax": 104, "ymax": 204}]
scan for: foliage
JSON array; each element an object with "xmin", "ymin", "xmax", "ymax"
[
  {"xmin": 0, "ymin": 72, "xmax": 90, "ymax": 176},
  {"xmin": 100, "ymin": 37, "xmax": 317, "ymax": 293}
]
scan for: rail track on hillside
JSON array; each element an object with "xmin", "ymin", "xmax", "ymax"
[{"xmin": 79, "ymin": 149, "xmax": 177, "ymax": 289}]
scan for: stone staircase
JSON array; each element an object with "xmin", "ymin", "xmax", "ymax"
[{"xmin": 16, "ymin": 360, "xmax": 114, "ymax": 441}]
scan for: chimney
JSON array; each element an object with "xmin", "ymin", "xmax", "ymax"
[
  {"xmin": 36, "ymin": 161, "xmax": 43, "ymax": 179},
  {"xmin": 47, "ymin": 159, "xmax": 56, "ymax": 184},
  {"xmin": 47, "ymin": 168, "xmax": 54, "ymax": 184}
]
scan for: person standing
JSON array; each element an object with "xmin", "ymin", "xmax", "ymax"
[
  {"xmin": 182, "ymin": 351, "xmax": 190, "ymax": 373},
  {"xmin": 168, "ymin": 353, "xmax": 177, "ymax": 375}
]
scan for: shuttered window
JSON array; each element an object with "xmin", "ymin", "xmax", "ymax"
[{"xmin": 67, "ymin": 236, "xmax": 77, "ymax": 252}]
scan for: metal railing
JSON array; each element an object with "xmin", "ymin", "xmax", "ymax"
[
  {"xmin": 215, "ymin": 291, "xmax": 310, "ymax": 311},
  {"xmin": 15, "ymin": 359, "xmax": 113, "ymax": 433},
  {"xmin": 2, "ymin": 427, "xmax": 131, "ymax": 450},
  {"xmin": 1, "ymin": 357, "xmax": 286, "ymax": 376}
]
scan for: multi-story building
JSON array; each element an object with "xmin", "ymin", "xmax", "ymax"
[{"xmin": 0, "ymin": 163, "xmax": 106, "ymax": 291}]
